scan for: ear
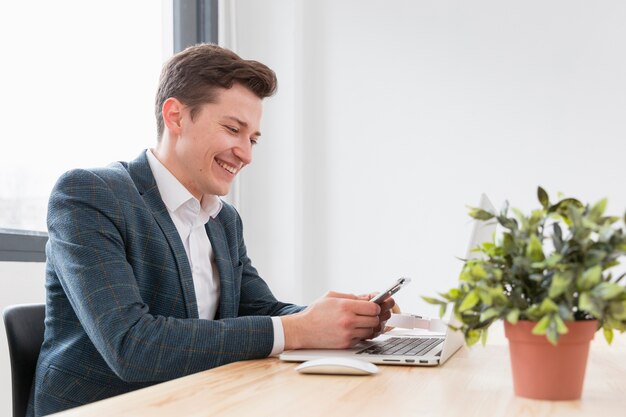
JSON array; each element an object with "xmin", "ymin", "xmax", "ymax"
[{"xmin": 162, "ymin": 98, "xmax": 185, "ymax": 136}]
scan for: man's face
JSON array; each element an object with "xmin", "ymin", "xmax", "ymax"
[{"xmin": 169, "ymin": 83, "xmax": 263, "ymax": 198}]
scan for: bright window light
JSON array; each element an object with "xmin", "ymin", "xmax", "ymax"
[{"xmin": 0, "ymin": 1, "xmax": 167, "ymax": 231}]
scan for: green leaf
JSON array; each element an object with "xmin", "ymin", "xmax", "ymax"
[
  {"xmin": 479, "ymin": 308, "xmax": 499, "ymax": 322},
  {"xmin": 422, "ymin": 296, "xmax": 446, "ymax": 306},
  {"xmin": 578, "ymin": 292, "xmax": 591, "ymax": 312},
  {"xmin": 465, "ymin": 329, "xmax": 481, "ymax": 347},
  {"xmin": 589, "ymin": 198, "xmax": 608, "ymax": 222},
  {"xmin": 526, "ymin": 234, "xmax": 545, "ymax": 262},
  {"xmin": 532, "ymin": 315, "xmax": 551, "ymax": 335},
  {"xmin": 579, "ymin": 292, "xmax": 604, "ymax": 318},
  {"xmin": 545, "ymin": 253, "xmax": 563, "ymax": 268},
  {"xmin": 548, "ymin": 272, "xmax": 572, "ymax": 298},
  {"xmin": 608, "ymin": 318, "xmax": 626, "ymax": 332},
  {"xmin": 608, "ymin": 300, "xmax": 626, "ymax": 320},
  {"xmin": 540, "ymin": 298, "xmax": 559, "ymax": 314},
  {"xmin": 598, "ymin": 226, "xmax": 614, "ymax": 242},
  {"xmin": 599, "ymin": 216, "xmax": 621, "ymax": 225},
  {"xmin": 497, "ymin": 215, "xmax": 518, "ymax": 231},
  {"xmin": 439, "ymin": 304, "xmax": 448, "ymax": 318},
  {"xmin": 471, "ymin": 264, "xmax": 487, "ymax": 279},
  {"xmin": 554, "ymin": 314, "xmax": 569, "ymax": 335},
  {"xmin": 459, "ymin": 267, "xmax": 472, "ymax": 282},
  {"xmin": 538, "ymin": 186, "xmax": 550, "ymax": 209},
  {"xmin": 502, "ymin": 233, "xmax": 516, "ymax": 255},
  {"xmin": 558, "ymin": 304, "xmax": 574, "ymax": 321},
  {"xmin": 480, "ymin": 328, "xmax": 489, "ymax": 346},
  {"xmin": 459, "ymin": 291, "xmax": 480, "ymax": 312},
  {"xmin": 529, "ymin": 209, "xmax": 545, "ymax": 228},
  {"xmin": 568, "ymin": 204, "xmax": 584, "ymax": 228},
  {"xmin": 439, "ymin": 289, "xmax": 462, "ymax": 302},
  {"xmin": 603, "ymin": 326, "xmax": 614, "ymax": 344},
  {"xmin": 546, "ymin": 326, "xmax": 559, "ymax": 346},
  {"xmin": 477, "ymin": 289, "xmax": 493, "ymax": 306},
  {"xmin": 492, "ymin": 269, "xmax": 503, "ymax": 281},
  {"xmin": 549, "ymin": 198, "xmax": 584, "ymax": 214},
  {"xmin": 447, "ymin": 288, "xmax": 462, "ymax": 300},
  {"xmin": 468, "ymin": 207, "xmax": 495, "ymax": 221},
  {"xmin": 506, "ymin": 309, "xmax": 520, "ymax": 324},
  {"xmin": 584, "ymin": 249, "xmax": 607, "ymax": 267},
  {"xmin": 591, "ymin": 282, "xmax": 624, "ymax": 301},
  {"xmin": 511, "ymin": 208, "xmax": 529, "ymax": 230},
  {"xmin": 552, "ymin": 223, "xmax": 563, "ymax": 251},
  {"xmin": 531, "ymin": 261, "xmax": 546, "ymax": 269},
  {"xmin": 577, "ymin": 265, "xmax": 602, "ymax": 291}
]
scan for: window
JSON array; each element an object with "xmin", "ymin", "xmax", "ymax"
[{"xmin": 0, "ymin": 1, "xmax": 169, "ymax": 232}]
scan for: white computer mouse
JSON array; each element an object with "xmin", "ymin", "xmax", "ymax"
[{"xmin": 295, "ymin": 357, "xmax": 379, "ymax": 376}]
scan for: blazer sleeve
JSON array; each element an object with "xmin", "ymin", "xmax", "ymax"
[{"xmin": 47, "ymin": 169, "xmax": 280, "ymax": 383}]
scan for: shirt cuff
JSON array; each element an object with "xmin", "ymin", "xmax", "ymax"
[{"xmin": 269, "ymin": 316, "xmax": 285, "ymax": 356}]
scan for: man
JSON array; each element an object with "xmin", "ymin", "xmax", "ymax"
[{"xmin": 30, "ymin": 44, "xmax": 394, "ymax": 416}]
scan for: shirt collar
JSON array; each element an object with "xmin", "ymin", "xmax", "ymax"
[{"xmin": 146, "ymin": 149, "xmax": 222, "ymax": 220}]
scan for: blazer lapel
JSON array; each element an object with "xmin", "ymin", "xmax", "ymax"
[
  {"xmin": 206, "ymin": 218, "xmax": 236, "ymax": 319},
  {"xmin": 126, "ymin": 151, "xmax": 199, "ymax": 318}
]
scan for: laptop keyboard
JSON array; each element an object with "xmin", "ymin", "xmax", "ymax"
[{"xmin": 356, "ymin": 337, "xmax": 443, "ymax": 356}]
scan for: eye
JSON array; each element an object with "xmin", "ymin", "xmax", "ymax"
[
  {"xmin": 225, "ymin": 125, "xmax": 239, "ymax": 134},
  {"xmin": 250, "ymin": 137, "xmax": 259, "ymax": 146}
]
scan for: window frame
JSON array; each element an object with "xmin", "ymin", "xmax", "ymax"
[
  {"xmin": 173, "ymin": 0, "xmax": 218, "ymax": 52},
  {"xmin": 0, "ymin": 229, "xmax": 47, "ymax": 262}
]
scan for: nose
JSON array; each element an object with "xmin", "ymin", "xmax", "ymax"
[{"xmin": 233, "ymin": 139, "xmax": 253, "ymax": 166}]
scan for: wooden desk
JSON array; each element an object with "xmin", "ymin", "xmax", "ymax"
[{"xmin": 51, "ymin": 327, "xmax": 626, "ymax": 417}]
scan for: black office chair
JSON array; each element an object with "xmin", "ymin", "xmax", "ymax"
[{"xmin": 3, "ymin": 304, "xmax": 45, "ymax": 417}]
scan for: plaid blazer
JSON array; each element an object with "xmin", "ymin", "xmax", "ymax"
[{"xmin": 29, "ymin": 151, "xmax": 303, "ymax": 416}]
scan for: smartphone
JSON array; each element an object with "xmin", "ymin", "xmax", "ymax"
[{"xmin": 369, "ymin": 277, "xmax": 411, "ymax": 304}]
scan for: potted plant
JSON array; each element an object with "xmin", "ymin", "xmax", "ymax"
[{"xmin": 423, "ymin": 187, "xmax": 626, "ymax": 400}]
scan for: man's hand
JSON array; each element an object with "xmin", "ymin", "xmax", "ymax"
[
  {"xmin": 281, "ymin": 291, "xmax": 382, "ymax": 350},
  {"xmin": 358, "ymin": 293, "xmax": 396, "ymax": 339}
]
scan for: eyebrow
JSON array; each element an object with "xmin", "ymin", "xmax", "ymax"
[{"xmin": 224, "ymin": 116, "xmax": 261, "ymax": 138}]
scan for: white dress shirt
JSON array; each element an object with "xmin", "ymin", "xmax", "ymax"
[{"xmin": 146, "ymin": 150, "xmax": 284, "ymax": 355}]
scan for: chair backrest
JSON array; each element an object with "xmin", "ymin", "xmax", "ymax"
[{"xmin": 3, "ymin": 304, "xmax": 45, "ymax": 417}]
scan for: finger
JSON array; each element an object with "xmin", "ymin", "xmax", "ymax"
[
  {"xmin": 358, "ymin": 292, "xmax": 378, "ymax": 301},
  {"xmin": 378, "ymin": 310, "xmax": 392, "ymax": 322},
  {"xmin": 326, "ymin": 291, "xmax": 359, "ymax": 300},
  {"xmin": 350, "ymin": 337, "xmax": 368, "ymax": 346},
  {"xmin": 391, "ymin": 302, "xmax": 402, "ymax": 314},
  {"xmin": 352, "ymin": 328, "xmax": 376, "ymax": 340},
  {"xmin": 343, "ymin": 299, "xmax": 381, "ymax": 316},
  {"xmin": 380, "ymin": 297, "xmax": 396, "ymax": 312},
  {"xmin": 354, "ymin": 316, "xmax": 381, "ymax": 329}
]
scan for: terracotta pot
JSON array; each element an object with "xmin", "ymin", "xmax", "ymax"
[{"xmin": 504, "ymin": 320, "xmax": 597, "ymax": 400}]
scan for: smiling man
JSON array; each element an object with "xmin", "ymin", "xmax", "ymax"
[{"xmin": 30, "ymin": 44, "xmax": 395, "ymax": 416}]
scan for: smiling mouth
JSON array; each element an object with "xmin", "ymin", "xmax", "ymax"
[{"xmin": 216, "ymin": 159, "xmax": 239, "ymax": 175}]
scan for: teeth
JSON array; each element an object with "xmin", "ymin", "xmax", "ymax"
[{"xmin": 216, "ymin": 160, "xmax": 238, "ymax": 174}]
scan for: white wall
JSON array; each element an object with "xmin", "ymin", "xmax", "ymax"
[
  {"xmin": 231, "ymin": 0, "xmax": 626, "ymax": 314},
  {"xmin": 0, "ymin": 262, "xmax": 46, "ymax": 417}
]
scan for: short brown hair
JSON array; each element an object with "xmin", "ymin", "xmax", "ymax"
[{"xmin": 155, "ymin": 44, "xmax": 277, "ymax": 139}]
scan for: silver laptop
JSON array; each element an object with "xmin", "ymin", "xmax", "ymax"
[{"xmin": 279, "ymin": 194, "xmax": 496, "ymax": 367}]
